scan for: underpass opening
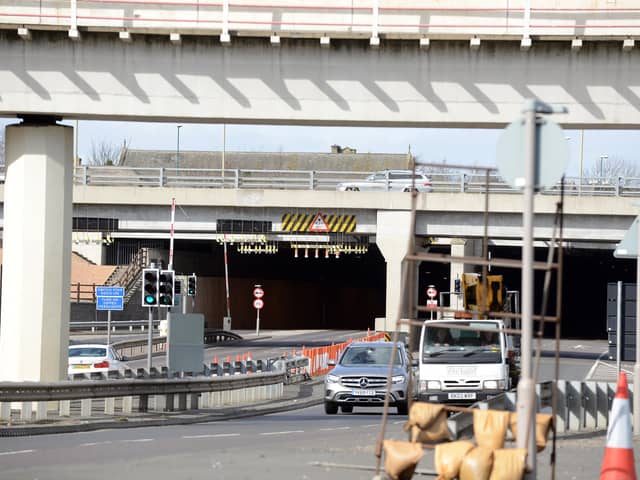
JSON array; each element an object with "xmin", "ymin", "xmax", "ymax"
[
  {"xmin": 166, "ymin": 239, "xmax": 387, "ymax": 331},
  {"xmin": 414, "ymin": 244, "xmax": 636, "ymax": 341}
]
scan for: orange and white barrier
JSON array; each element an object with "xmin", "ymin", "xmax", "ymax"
[
  {"xmin": 301, "ymin": 330, "xmax": 387, "ymax": 377},
  {"xmin": 600, "ymin": 372, "xmax": 636, "ymax": 480}
]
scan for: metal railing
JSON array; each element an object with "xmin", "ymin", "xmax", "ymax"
[
  {"xmin": 1, "ymin": 1, "xmax": 639, "ymax": 41},
  {"xmin": 447, "ymin": 379, "xmax": 631, "ymax": 438},
  {"xmin": 0, "ymin": 372, "xmax": 286, "ymax": 427},
  {"xmin": 68, "ymin": 165, "xmax": 640, "ymax": 197}
]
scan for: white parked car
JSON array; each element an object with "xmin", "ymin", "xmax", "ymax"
[
  {"xmin": 68, "ymin": 344, "xmax": 129, "ymax": 376},
  {"xmin": 336, "ymin": 170, "xmax": 433, "ymax": 192}
]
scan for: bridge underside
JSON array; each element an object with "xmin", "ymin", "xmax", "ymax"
[{"xmin": 1, "ymin": 31, "xmax": 640, "ymax": 128}]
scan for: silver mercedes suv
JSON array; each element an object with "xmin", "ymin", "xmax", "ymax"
[{"xmin": 324, "ymin": 341, "xmax": 410, "ymax": 415}]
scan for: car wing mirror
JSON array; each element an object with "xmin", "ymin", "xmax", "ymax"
[{"xmin": 121, "ymin": 355, "xmax": 129, "ymax": 362}]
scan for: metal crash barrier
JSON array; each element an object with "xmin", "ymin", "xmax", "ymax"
[
  {"xmin": 447, "ymin": 380, "xmax": 632, "ymax": 438},
  {"xmin": 0, "ymin": 371, "xmax": 285, "ymax": 426}
]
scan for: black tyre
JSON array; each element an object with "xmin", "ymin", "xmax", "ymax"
[
  {"xmin": 324, "ymin": 401, "xmax": 338, "ymax": 414},
  {"xmin": 346, "ymin": 187, "xmax": 359, "ymax": 191},
  {"xmin": 341, "ymin": 405, "xmax": 353, "ymax": 413},
  {"xmin": 396, "ymin": 401, "xmax": 409, "ymax": 415}
]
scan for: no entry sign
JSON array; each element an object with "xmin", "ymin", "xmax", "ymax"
[
  {"xmin": 253, "ymin": 286, "xmax": 265, "ymax": 299},
  {"xmin": 426, "ymin": 286, "xmax": 438, "ymax": 299}
]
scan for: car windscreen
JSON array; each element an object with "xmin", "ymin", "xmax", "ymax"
[
  {"xmin": 340, "ymin": 346, "xmax": 402, "ymax": 366},
  {"xmin": 69, "ymin": 347, "xmax": 106, "ymax": 358},
  {"xmin": 422, "ymin": 322, "xmax": 502, "ymax": 364}
]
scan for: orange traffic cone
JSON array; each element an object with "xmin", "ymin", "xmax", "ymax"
[{"xmin": 600, "ymin": 372, "xmax": 637, "ymax": 480}]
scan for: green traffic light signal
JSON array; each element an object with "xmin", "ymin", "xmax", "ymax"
[
  {"xmin": 187, "ymin": 275, "xmax": 197, "ymax": 296},
  {"xmin": 141, "ymin": 268, "xmax": 159, "ymax": 307}
]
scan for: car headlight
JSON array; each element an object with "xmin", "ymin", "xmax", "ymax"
[
  {"xmin": 427, "ymin": 380, "xmax": 441, "ymax": 390},
  {"xmin": 483, "ymin": 380, "xmax": 506, "ymax": 390},
  {"xmin": 391, "ymin": 375, "xmax": 406, "ymax": 384},
  {"xmin": 326, "ymin": 374, "xmax": 340, "ymax": 383}
]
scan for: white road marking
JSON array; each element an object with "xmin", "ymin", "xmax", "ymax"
[
  {"xmin": 81, "ymin": 441, "xmax": 112, "ymax": 447},
  {"xmin": 182, "ymin": 433, "xmax": 240, "ymax": 439},
  {"xmin": 363, "ymin": 424, "xmax": 380, "ymax": 428},
  {"xmin": 319, "ymin": 426, "xmax": 351, "ymax": 431},
  {"xmin": 259, "ymin": 430, "xmax": 305, "ymax": 436},
  {"xmin": 0, "ymin": 449, "xmax": 34, "ymax": 456},
  {"xmin": 122, "ymin": 438, "xmax": 154, "ymax": 443},
  {"xmin": 585, "ymin": 351, "xmax": 610, "ymax": 381}
]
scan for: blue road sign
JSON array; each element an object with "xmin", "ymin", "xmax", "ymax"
[
  {"xmin": 97, "ymin": 296, "xmax": 124, "ymax": 311},
  {"xmin": 96, "ymin": 286, "xmax": 125, "ymax": 297}
]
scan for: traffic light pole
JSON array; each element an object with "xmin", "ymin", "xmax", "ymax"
[{"xmin": 147, "ymin": 307, "xmax": 153, "ymax": 371}]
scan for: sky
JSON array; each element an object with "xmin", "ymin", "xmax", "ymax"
[{"xmin": 1, "ymin": 117, "xmax": 639, "ymax": 178}]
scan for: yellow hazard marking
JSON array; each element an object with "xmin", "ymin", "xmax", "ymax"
[
  {"xmin": 281, "ymin": 213, "xmax": 356, "ymax": 233},
  {"xmin": 384, "ymin": 333, "xmax": 391, "ymax": 342}
]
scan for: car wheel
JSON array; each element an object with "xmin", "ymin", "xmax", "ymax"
[
  {"xmin": 396, "ymin": 401, "xmax": 408, "ymax": 415},
  {"xmin": 324, "ymin": 401, "xmax": 339, "ymax": 414},
  {"xmin": 347, "ymin": 187, "xmax": 359, "ymax": 191},
  {"xmin": 341, "ymin": 405, "xmax": 353, "ymax": 413}
]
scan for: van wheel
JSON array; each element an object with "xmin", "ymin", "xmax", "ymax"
[
  {"xmin": 324, "ymin": 401, "xmax": 338, "ymax": 414},
  {"xmin": 397, "ymin": 402, "xmax": 408, "ymax": 415},
  {"xmin": 341, "ymin": 405, "xmax": 353, "ymax": 413}
]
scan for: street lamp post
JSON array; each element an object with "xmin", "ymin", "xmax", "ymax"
[
  {"xmin": 599, "ymin": 154, "xmax": 608, "ymax": 180},
  {"xmin": 176, "ymin": 125, "xmax": 182, "ymax": 172}
]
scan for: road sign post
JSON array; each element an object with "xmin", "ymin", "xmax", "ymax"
[
  {"xmin": 426, "ymin": 285, "xmax": 438, "ymax": 320},
  {"xmin": 96, "ymin": 286, "xmax": 125, "ymax": 347},
  {"xmin": 253, "ymin": 285, "xmax": 265, "ymax": 336}
]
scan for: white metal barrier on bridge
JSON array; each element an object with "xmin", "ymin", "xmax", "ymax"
[
  {"xmin": 66, "ymin": 165, "xmax": 640, "ymax": 197},
  {"xmin": 1, "ymin": 1, "xmax": 639, "ymax": 43}
]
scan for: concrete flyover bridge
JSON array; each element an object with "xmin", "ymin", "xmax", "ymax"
[
  {"xmin": 2, "ymin": 0, "xmax": 640, "ymax": 383},
  {"xmin": 1, "ymin": 1, "xmax": 640, "ymax": 127}
]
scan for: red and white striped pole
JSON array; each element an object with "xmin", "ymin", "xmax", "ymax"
[{"xmin": 223, "ymin": 233, "xmax": 231, "ymax": 319}]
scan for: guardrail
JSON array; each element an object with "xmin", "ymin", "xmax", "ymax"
[
  {"xmin": 0, "ymin": 371, "xmax": 285, "ymax": 426},
  {"xmin": 1, "ymin": 1, "xmax": 639, "ymax": 41},
  {"xmin": 68, "ymin": 165, "xmax": 640, "ymax": 198},
  {"xmin": 447, "ymin": 380, "xmax": 630, "ymax": 438}
]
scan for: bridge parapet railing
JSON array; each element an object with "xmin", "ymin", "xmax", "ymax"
[
  {"xmin": 69, "ymin": 165, "xmax": 640, "ymax": 197},
  {"xmin": 1, "ymin": 1, "xmax": 640, "ymax": 41}
]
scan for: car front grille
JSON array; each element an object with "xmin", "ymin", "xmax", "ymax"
[
  {"xmin": 443, "ymin": 380, "xmax": 481, "ymax": 390},
  {"xmin": 340, "ymin": 376, "xmax": 388, "ymax": 388}
]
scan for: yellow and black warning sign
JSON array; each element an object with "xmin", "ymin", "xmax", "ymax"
[{"xmin": 281, "ymin": 213, "xmax": 356, "ymax": 233}]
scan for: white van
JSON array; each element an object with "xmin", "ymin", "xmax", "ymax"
[{"xmin": 416, "ymin": 318, "xmax": 516, "ymax": 404}]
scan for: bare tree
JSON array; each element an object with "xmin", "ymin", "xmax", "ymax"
[
  {"xmin": 584, "ymin": 157, "xmax": 640, "ymax": 179},
  {"xmin": 87, "ymin": 139, "xmax": 129, "ymax": 166}
]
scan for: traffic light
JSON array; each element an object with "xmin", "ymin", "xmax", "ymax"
[
  {"xmin": 159, "ymin": 269, "xmax": 175, "ymax": 306},
  {"xmin": 487, "ymin": 275, "xmax": 504, "ymax": 312},
  {"xmin": 142, "ymin": 268, "xmax": 159, "ymax": 307},
  {"xmin": 187, "ymin": 274, "xmax": 197, "ymax": 296}
]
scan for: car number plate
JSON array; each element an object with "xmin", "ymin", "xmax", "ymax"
[
  {"xmin": 447, "ymin": 392, "xmax": 476, "ymax": 400},
  {"xmin": 352, "ymin": 389, "xmax": 376, "ymax": 396},
  {"xmin": 73, "ymin": 364, "xmax": 90, "ymax": 369}
]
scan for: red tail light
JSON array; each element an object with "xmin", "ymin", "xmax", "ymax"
[{"xmin": 93, "ymin": 360, "xmax": 109, "ymax": 369}]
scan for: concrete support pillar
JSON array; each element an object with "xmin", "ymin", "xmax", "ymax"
[
  {"xmin": 0, "ymin": 123, "xmax": 73, "ymax": 382},
  {"xmin": 450, "ymin": 239, "xmax": 477, "ymax": 311},
  {"xmin": 375, "ymin": 211, "xmax": 413, "ymax": 333}
]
